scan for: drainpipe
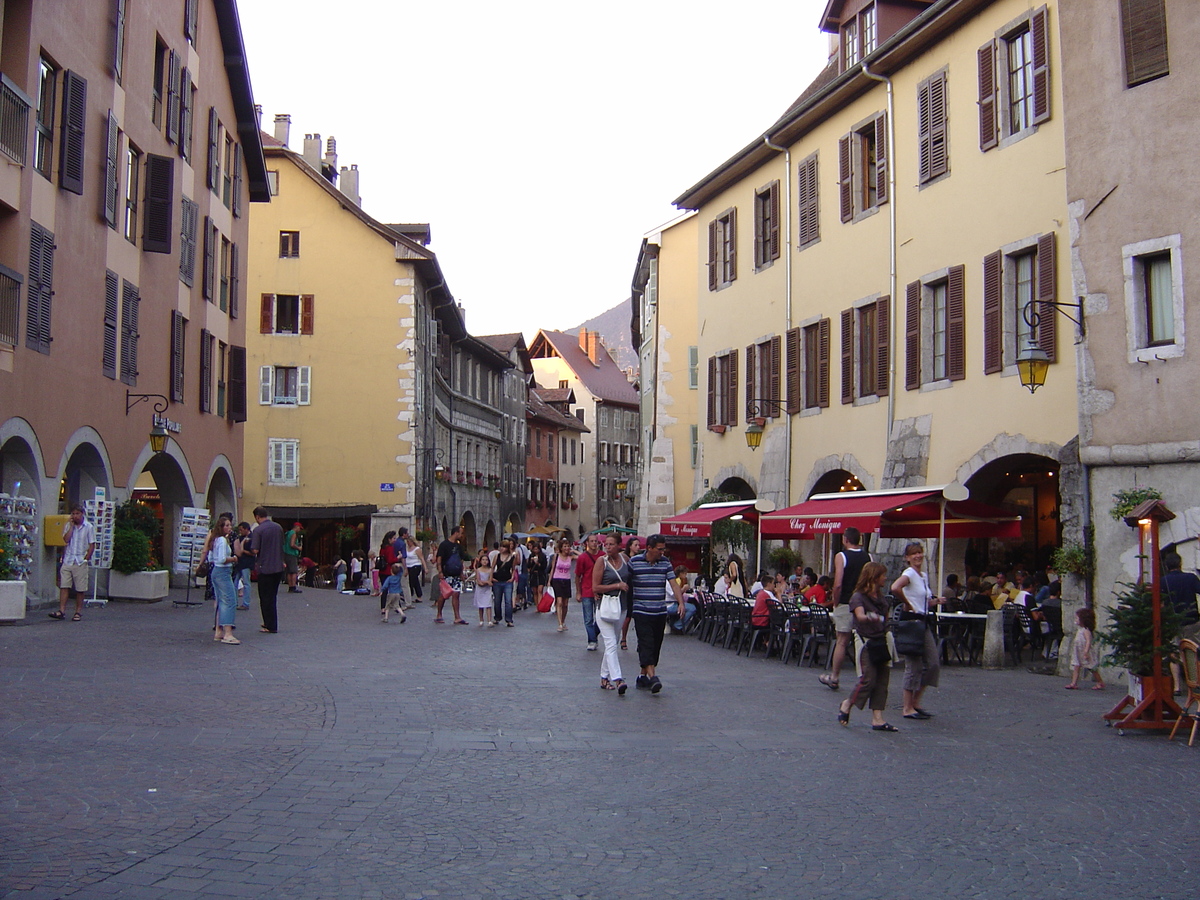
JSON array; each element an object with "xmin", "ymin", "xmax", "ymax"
[
  {"xmin": 762, "ymin": 134, "xmax": 793, "ymax": 508},
  {"xmin": 861, "ymin": 62, "xmax": 897, "ymax": 450}
]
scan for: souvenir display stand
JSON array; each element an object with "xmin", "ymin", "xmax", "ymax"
[{"xmin": 174, "ymin": 507, "xmax": 210, "ymax": 607}]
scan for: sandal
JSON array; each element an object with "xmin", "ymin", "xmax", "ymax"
[
  {"xmin": 434, "ymin": 617, "xmax": 444, "ymax": 624},
  {"xmin": 1091, "ymin": 684, "xmax": 1105, "ymax": 690},
  {"xmin": 837, "ymin": 711, "xmax": 850, "ymax": 726},
  {"xmin": 1063, "ymin": 684, "xmax": 1078, "ymax": 690},
  {"xmin": 600, "ymin": 679, "xmax": 615, "ymax": 690},
  {"xmin": 872, "ymin": 723, "xmax": 899, "ymax": 732},
  {"xmin": 453, "ymin": 619, "xmax": 469, "ymax": 625},
  {"xmin": 48, "ymin": 611, "xmax": 65, "ymax": 620},
  {"xmin": 818, "ymin": 674, "xmax": 839, "ymax": 690},
  {"xmin": 620, "ymin": 640, "xmax": 628, "ymax": 650},
  {"xmin": 615, "ymin": 680, "xmax": 628, "ymax": 696},
  {"xmin": 71, "ymin": 613, "xmax": 82, "ymax": 621}
]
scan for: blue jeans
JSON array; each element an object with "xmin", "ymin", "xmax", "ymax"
[
  {"xmin": 517, "ymin": 571, "xmax": 528, "ymax": 607},
  {"xmin": 212, "ymin": 565, "xmax": 237, "ymax": 627},
  {"xmin": 231, "ymin": 566, "xmax": 252, "ymax": 606},
  {"xmin": 668, "ymin": 602, "xmax": 697, "ymax": 632},
  {"xmin": 492, "ymin": 581, "xmax": 514, "ymax": 624},
  {"xmin": 580, "ymin": 595, "xmax": 599, "ymax": 643}
]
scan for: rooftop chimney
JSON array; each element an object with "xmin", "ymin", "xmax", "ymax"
[
  {"xmin": 324, "ymin": 136, "xmax": 338, "ymax": 172},
  {"xmin": 273, "ymin": 113, "xmax": 291, "ymax": 147},
  {"xmin": 578, "ymin": 329, "xmax": 600, "ymax": 366},
  {"xmin": 339, "ymin": 164, "xmax": 360, "ymax": 207},
  {"xmin": 302, "ymin": 133, "xmax": 322, "ymax": 170}
]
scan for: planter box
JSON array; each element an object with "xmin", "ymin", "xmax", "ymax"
[
  {"xmin": 0, "ymin": 580, "xmax": 27, "ymax": 619},
  {"xmin": 109, "ymin": 570, "xmax": 170, "ymax": 601}
]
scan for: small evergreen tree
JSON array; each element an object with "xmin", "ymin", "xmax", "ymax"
[{"xmin": 1098, "ymin": 581, "xmax": 1181, "ymax": 675}]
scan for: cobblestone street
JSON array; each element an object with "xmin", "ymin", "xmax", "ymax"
[{"xmin": 0, "ymin": 588, "xmax": 1192, "ymax": 899}]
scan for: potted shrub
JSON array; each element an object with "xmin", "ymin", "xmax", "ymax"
[
  {"xmin": 767, "ymin": 545, "xmax": 802, "ymax": 577},
  {"xmin": 0, "ymin": 530, "xmax": 27, "ymax": 619},
  {"xmin": 1098, "ymin": 581, "xmax": 1182, "ymax": 701},
  {"xmin": 108, "ymin": 526, "xmax": 169, "ymax": 601}
]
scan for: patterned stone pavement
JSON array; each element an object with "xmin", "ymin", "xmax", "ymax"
[{"xmin": 0, "ymin": 587, "xmax": 1193, "ymax": 899}]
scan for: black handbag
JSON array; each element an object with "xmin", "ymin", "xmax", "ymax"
[
  {"xmin": 865, "ymin": 636, "xmax": 892, "ymax": 666},
  {"xmin": 195, "ymin": 559, "xmax": 212, "ymax": 578},
  {"xmin": 892, "ymin": 616, "xmax": 928, "ymax": 656}
]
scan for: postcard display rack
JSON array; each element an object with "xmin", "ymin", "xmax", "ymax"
[
  {"xmin": 174, "ymin": 507, "xmax": 210, "ymax": 606},
  {"xmin": 0, "ymin": 494, "xmax": 37, "ymax": 581},
  {"xmin": 83, "ymin": 497, "xmax": 116, "ymax": 606}
]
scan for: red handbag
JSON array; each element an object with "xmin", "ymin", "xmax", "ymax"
[{"xmin": 536, "ymin": 588, "xmax": 555, "ymax": 613}]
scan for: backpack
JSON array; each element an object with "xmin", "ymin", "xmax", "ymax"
[{"xmin": 444, "ymin": 546, "xmax": 463, "ymax": 577}]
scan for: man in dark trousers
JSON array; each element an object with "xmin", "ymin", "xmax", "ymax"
[
  {"xmin": 434, "ymin": 525, "xmax": 467, "ymax": 625},
  {"xmin": 250, "ymin": 507, "xmax": 286, "ymax": 633},
  {"xmin": 820, "ymin": 526, "xmax": 872, "ymax": 689}
]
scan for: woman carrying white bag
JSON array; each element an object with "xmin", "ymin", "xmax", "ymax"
[{"xmin": 592, "ymin": 533, "xmax": 631, "ymax": 695}]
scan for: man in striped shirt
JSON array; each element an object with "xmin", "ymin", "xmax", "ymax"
[{"xmin": 626, "ymin": 534, "xmax": 684, "ymax": 693}]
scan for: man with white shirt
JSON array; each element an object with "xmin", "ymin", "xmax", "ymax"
[{"xmin": 50, "ymin": 505, "xmax": 94, "ymax": 621}]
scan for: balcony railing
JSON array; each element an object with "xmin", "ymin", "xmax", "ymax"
[
  {"xmin": 0, "ymin": 74, "xmax": 31, "ymax": 165},
  {"xmin": 0, "ymin": 263, "xmax": 23, "ymax": 346}
]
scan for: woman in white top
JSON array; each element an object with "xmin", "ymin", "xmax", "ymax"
[
  {"xmin": 891, "ymin": 541, "xmax": 942, "ymax": 719},
  {"xmin": 404, "ymin": 532, "xmax": 426, "ymax": 602},
  {"xmin": 208, "ymin": 518, "xmax": 240, "ymax": 644}
]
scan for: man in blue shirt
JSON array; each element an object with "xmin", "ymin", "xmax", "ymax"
[{"xmin": 626, "ymin": 534, "xmax": 684, "ymax": 693}]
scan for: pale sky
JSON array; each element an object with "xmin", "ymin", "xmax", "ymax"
[{"xmin": 237, "ymin": 0, "xmax": 831, "ymax": 339}]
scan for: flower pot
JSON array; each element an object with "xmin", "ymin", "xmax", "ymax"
[
  {"xmin": 108, "ymin": 569, "xmax": 170, "ymax": 602},
  {"xmin": 1128, "ymin": 672, "xmax": 1173, "ymax": 704},
  {"xmin": 0, "ymin": 580, "xmax": 27, "ymax": 619}
]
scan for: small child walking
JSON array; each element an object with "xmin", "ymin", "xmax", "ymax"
[
  {"xmin": 1065, "ymin": 606, "xmax": 1103, "ymax": 690},
  {"xmin": 380, "ymin": 563, "xmax": 407, "ymax": 624},
  {"xmin": 472, "ymin": 549, "xmax": 495, "ymax": 627}
]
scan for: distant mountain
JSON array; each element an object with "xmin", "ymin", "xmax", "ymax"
[{"xmin": 566, "ymin": 300, "xmax": 638, "ymax": 374}]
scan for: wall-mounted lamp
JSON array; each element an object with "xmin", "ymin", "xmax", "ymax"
[{"xmin": 1016, "ymin": 298, "xmax": 1085, "ymax": 394}]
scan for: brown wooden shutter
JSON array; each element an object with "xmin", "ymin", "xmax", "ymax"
[
  {"xmin": 1037, "ymin": 232, "xmax": 1057, "ymax": 362},
  {"xmin": 1031, "ymin": 7, "xmax": 1051, "ymax": 125},
  {"xmin": 840, "ymin": 308, "xmax": 854, "ymax": 403},
  {"xmin": 300, "ymin": 294, "xmax": 315, "ymax": 335},
  {"xmin": 817, "ymin": 317, "xmax": 831, "ymax": 408},
  {"xmin": 785, "ymin": 327, "xmax": 801, "ymax": 414},
  {"xmin": 228, "ymin": 345, "xmax": 247, "ymax": 423},
  {"xmin": 260, "ymin": 293, "xmax": 274, "ymax": 334},
  {"xmin": 142, "ymin": 154, "xmax": 174, "ymax": 254},
  {"xmin": 982, "ymin": 250, "xmax": 1003, "ymax": 373},
  {"xmin": 179, "ymin": 67, "xmax": 192, "ymax": 161},
  {"xmin": 768, "ymin": 183, "xmax": 780, "ymax": 261},
  {"xmin": 103, "ymin": 270, "xmax": 118, "ymax": 379},
  {"xmin": 202, "ymin": 216, "xmax": 214, "ymax": 299},
  {"xmin": 170, "ymin": 309, "xmax": 185, "ymax": 400},
  {"xmin": 25, "ymin": 223, "xmax": 53, "ymax": 354},
  {"xmin": 199, "ymin": 328, "xmax": 211, "ymax": 412},
  {"xmin": 727, "ymin": 207, "xmax": 737, "ymax": 282},
  {"xmin": 707, "ymin": 219, "xmax": 718, "ymax": 291},
  {"xmin": 798, "ymin": 154, "xmax": 819, "ymax": 247},
  {"xmin": 179, "ymin": 196, "xmax": 197, "ymax": 286},
  {"xmin": 232, "ymin": 143, "xmax": 243, "ymax": 218},
  {"xmin": 769, "ymin": 334, "xmax": 782, "ymax": 412},
  {"xmin": 165, "ymin": 50, "xmax": 180, "ymax": 144},
  {"xmin": 103, "ymin": 111, "xmax": 119, "ymax": 227},
  {"xmin": 707, "ymin": 356, "xmax": 717, "ymax": 428},
  {"xmin": 229, "ymin": 242, "xmax": 239, "ymax": 319},
  {"xmin": 905, "ymin": 280, "xmax": 921, "ymax": 390},
  {"xmin": 838, "ymin": 135, "xmax": 853, "ymax": 221},
  {"xmin": 59, "ymin": 71, "xmax": 87, "ymax": 195},
  {"xmin": 745, "ymin": 343, "xmax": 755, "ymax": 419},
  {"xmin": 978, "ymin": 42, "xmax": 998, "ymax": 151},
  {"xmin": 947, "ymin": 265, "xmax": 966, "ymax": 381},
  {"xmin": 726, "ymin": 351, "xmax": 738, "ymax": 425},
  {"xmin": 184, "ymin": 0, "xmax": 198, "ymax": 42},
  {"xmin": 206, "ymin": 107, "xmax": 219, "ymax": 189},
  {"xmin": 119, "ymin": 279, "xmax": 139, "ymax": 385},
  {"xmin": 1121, "ymin": 0, "xmax": 1169, "ymax": 86},
  {"xmin": 874, "ymin": 113, "xmax": 888, "ymax": 205},
  {"xmin": 917, "ymin": 79, "xmax": 932, "ymax": 184},
  {"xmin": 875, "ymin": 296, "xmax": 890, "ymax": 397},
  {"xmin": 929, "ymin": 72, "xmax": 948, "ymax": 179}
]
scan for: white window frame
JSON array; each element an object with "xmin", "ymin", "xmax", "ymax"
[
  {"xmin": 259, "ymin": 365, "xmax": 311, "ymax": 406},
  {"xmin": 999, "ymin": 234, "xmax": 1041, "ymax": 372},
  {"xmin": 1124, "ymin": 234, "xmax": 1185, "ymax": 363},
  {"xmin": 268, "ymin": 438, "xmax": 299, "ymax": 486}
]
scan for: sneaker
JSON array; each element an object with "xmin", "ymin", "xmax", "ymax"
[
  {"xmin": 587, "ymin": 642, "xmax": 598, "ymax": 651},
  {"xmin": 635, "ymin": 675, "xmax": 650, "ymax": 690},
  {"xmin": 399, "ymin": 615, "xmax": 407, "ymax": 624},
  {"xmin": 506, "ymin": 622, "xmax": 514, "ymax": 627},
  {"xmin": 649, "ymin": 676, "xmax": 663, "ymax": 694}
]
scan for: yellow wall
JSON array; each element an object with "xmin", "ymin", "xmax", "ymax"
[{"xmin": 242, "ymin": 155, "xmax": 418, "ymax": 520}]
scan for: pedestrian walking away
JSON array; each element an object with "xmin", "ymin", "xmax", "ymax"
[
  {"xmin": 626, "ymin": 534, "xmax": 684, "ymax": 693},
  {"xmin": 838, "ymin": 562, "xmax": 899, "ymax": 732}
]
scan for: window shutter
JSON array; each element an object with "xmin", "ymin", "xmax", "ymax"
[
  {"xmin": 297, "ymin": 366, "xmax": 311, "ymax": 405},
  {"xmin": 102, "ymin": 270, "xmax": 118, "ymax": 379},
  {"xmin": 726, "ymin": 207, "xmax": 737, "ymax": 282},
  {"xmin": 929, "ymin": 72, "xmax": 948, "ymax": 179},
  {"xmin": 165, "ymin": 50, "xmax": 180, "ymax": 144},
  {"xmin": 768, "ymin": 182, "xmax": 780, "ymax": 260},
  {"xmin": 170, "ymin": 309, "xmax": 185, "ymax": 400},
  {"xmin": 259, "ymin": 365, "xmax": 273, "ymax": 405},
  {"xmin": 1121, "ymin": 0, "xmax": 1169, "ymax": 86},
  {"xmin": 982, "ymin": 250, "xmax": 1003, "ymax": 373},
  {"xmin": 797, "ymin": 154, "xmax": 819, "ymax": 247},
  {"xmin": 59, "ymin": 71, "xmax": 87, "ymax": 195},
  {"xmin": 232, "ymin": 143, "xmax": 243, "ymax": 218},
  {"xmin": 817, "ymin": 317, "xmax": 831, "ymax": 408},
  {"xmin": 25, "ymin": 223, "xmax": 53, "ymax": 354},
  {"xmin": 228, "ymin": 346, "xmax": 247, "ymax": 422},
  {"xmin": 113, "ymin": 0, "xmax": 126, "ymax": 80},
  {"xmin": 874, "ymin": 113, "xmax": 888, "ymax": 205},
  {"xmin": 905, "ymin": 280, "xmax": 921, "ymax": 390},
  {"xmin": 103, "ymin": 111, "xmax": 119, "ymax": 227},
  {"xmin": 1031, "ymin": 6, "xmax": 1051, "ymax": 125},
  {"xmin": 178, "ymin": 67, "xmax": 192, "ymax": 161},
  {"xmin": 184, "ymin": 0, "xmax": 198, "ymax": 42},
  {"xmin": 726, "ymin": 351, "xmax": 738, "ymax": 425},
  {"xmin": 707, "ymin": 219, "xmax": 718, "ymax": 291},
  {"xmin": 300, "ymin": 294, "xmax": 315, "ymax": 335},
  {"xmin": 179, "ymin": 196, "xmax": 197, "ymax": 286},
  {"xmin": 199, "ymin": 329, "xmax": 212, "ymax": 412},
  {"xmin": 785, "ymin": 327, "xmax": 801, "ymax": 414},
  {"xmin": 229, "ymin": 242, "xmax": 239, "ymax": 319},
  {"xmin": 947, "ymin": 264, "xmax": 966, "ymax": 381},
  {"xmin": 202, "ymin": 217, "xmax": 215, "ymax": 300},
  {"xmin": 769, "ymin": 334, "xmax": 781, "ymax": 410},
  {"xmin": 206, "ymin": 107, "xmax": 218, "ymax": 189},
  {"xmin": 978, "ymin": 42, "xmax": 998, "ymax": 151},
  {"xmin": 838, "ymin": 135, "xmax": 853, "ymax": 221},
  {"xmin": 875, "ymin": 296, "xmax": 889, "ymax": 397},
  {"xmin": 745, "ymin": 343, "xmax": 755, "ymax": 419},
  {"xmin": 917, "ymin": 79, "xmax": 932, "ymax": 184},
  {"xmin": 753, "ymin": 199, "xmax": 764, "ymax": 266},
  {"xmin": 1037, "ymin": 231, "xmax": 1057, "ymax": 362},
  {"xmin": 260, "ymin": 293, "xmax": 274, "ymax": 334},
  {"xmin": 119, "ymin": 279, "xmax": 139, "ymax": 385},
  {"xmin": 707, "ymin": 356, "xmax": 717, "ymax": 428},
  {"xmin": 840, "ymin": 308, "xmax": 854, "ymax": 404},
  {"xmin": 142, "ymin": 154, "xmax": 174, "ymax": 253}
]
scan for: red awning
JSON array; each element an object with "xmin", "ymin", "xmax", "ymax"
[
  {"xmin": 658, "ymin": 503, "xmax": 757, "ymax": 539},
  {"xmin": 759, "ymin": 488, "xmax": 1022, "ymax": 540}
]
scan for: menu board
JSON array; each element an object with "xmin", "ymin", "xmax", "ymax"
[
  {"xmin": 174, "ymin": 507, "xmax": 210, "ymax": 576},
  {"xmin": 85, "ymin": 497, "xmax": 116, "ymax": 569},
  {"xmin": 0, "ymin": 494, "xmax": 37, "ymax": 581}
]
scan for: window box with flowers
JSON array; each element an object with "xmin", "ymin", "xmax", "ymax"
[
  {"xmin": 571, "ymin": 502, "xmax": 578, "ymax": 511},
  {"xmin": 456, "ymin": 471, "xmax": 465, "ymax": 483}
]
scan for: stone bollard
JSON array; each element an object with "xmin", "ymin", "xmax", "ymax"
[{"xmin": 982, "ymin": 609, "xmax": 1006, "ymax": 669}]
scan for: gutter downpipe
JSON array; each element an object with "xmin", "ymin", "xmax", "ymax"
[
  {"xmin": 861, "ymin": 62, "xmax": 897, "ymax": 454},
  {"xmin": 762, "ymin": 133, "xmax": 792, "ymax": 515}
]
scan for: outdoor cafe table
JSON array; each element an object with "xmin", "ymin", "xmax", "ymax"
[{"xmin": 936, "ymin": 612, "xmax": 990, "ymax": 665}]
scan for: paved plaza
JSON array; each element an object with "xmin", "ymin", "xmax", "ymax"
[{"xmin": 0, "ymin": 588, "xmax": 1193, "ymax": 899}]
